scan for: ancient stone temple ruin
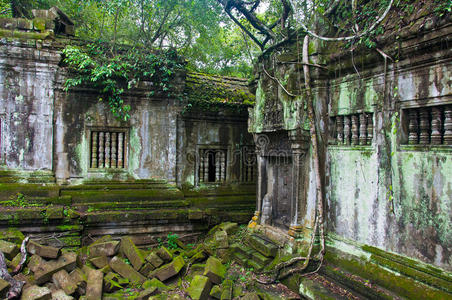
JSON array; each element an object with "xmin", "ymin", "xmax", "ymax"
[
  {"xmin": 247, "ymin": 5, "xmax": 452, "ymax": 299},
  {"xmin": 0, "ymin": 5, "xmax": 451, "ymax": 300},
  {"xmin": 0, "ymin": 9, "xmax": 256, "ymax": 248}
]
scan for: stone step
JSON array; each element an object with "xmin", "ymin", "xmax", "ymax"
[
  {"xmin": 232, "ymin": 251, "xmax": 249, "ymax": 267},
  {"xmin": 230, "ymin": 243, "xmax": 254, "ymax": 259},
  {"xmin": 299, "ymin": 273, "xmax": 362, "ymax": 300},
  {"xmin": 247, "ymin": 234, "xmax": 279, "ymax": 258},
  {"xmin": 321, "ymin": 264, "xmax": 398, "ymax": 300},
  {"xmin": 74, "ymin": 200, "xmax": 190, "ymax": 211}
]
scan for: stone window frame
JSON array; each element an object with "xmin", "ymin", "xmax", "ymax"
[
  {"xmin": 328, "ymin": 111, "xmax": 374, "ymax": 148},
  {"xmin": 195, "ymin": 144, "xmax": 229, "ymax": 186},
  {"xmin": 87, "ymin": 126, "xmax": 129, "ymax": 172},
  {"xmin": 398, "ymin": 100, "xmax": 452, "ymax": 150}
]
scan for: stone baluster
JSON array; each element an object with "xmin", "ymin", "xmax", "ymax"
[
  {"xmin": 98, "ymin": 132, "xmax": 105, "ymax": 168},
  {"xmin": 215, "ymin": 151, "xmax": 221, "ymax": 182},
  {"xmin": 344, "ymin": 116, "xmax": 351, "ymax": 145},
  {"xmin": 105, "ymin": 132, "xmax": 111, "ymax": 168},
  {"xmin": 221, "ymin": 151, "xmax": 226, "ymax": 181},
  {"xmin": 431, "ymin": 107, "xmax": 442, "ymax": 145},
  {"xmin": 117, "ymin": 132, "xmax": 124, "ymax": 168},
  {"xmin": 359, "ymin": 113, "xmax": 368, "ymax": 145},
  {"xmin": 111, "ymin": 132, "xmax": 117, "ymax": 168},
  {"xmin": 419, "ymin": 108, "xmax": 430, "ymax": 144},
  {"xmin": 204, "ymin": 151, "xmax": 209, "ymax": 182},
  {"xmin": 408, "ymin": 110, "xmax": 419, "ymax": 144},
  {"xmin": 367, "ymin": 113, "xmax": 373, "ymax": 144},
  {"xmin": 336, "ymin": 116, "xmax": 344, "ymax": 145},
  {"xmin": 91, "ymin": 131, "xmax": 98, "ymax": 168},
  {"xmin": 351, "ymin": 114, "xmax": 359, "ymax": 145},
  {"xmin": 444, "ymin": 106, "xmax": 452, "ymax": 145}
]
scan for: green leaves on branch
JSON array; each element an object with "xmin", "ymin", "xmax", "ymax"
[{"xmin": 62, "ymin": 42, "xmax": 183, "ymax": 120}]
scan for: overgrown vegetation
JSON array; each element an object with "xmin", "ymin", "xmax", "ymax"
[{"xmin": 62, "ymin": 42, "xmax": 184, "ymax": 120}]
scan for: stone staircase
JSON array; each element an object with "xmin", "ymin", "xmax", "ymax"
[{"xmin": 231, "ymin": 234, "xmax": 279, "ymax": 272}]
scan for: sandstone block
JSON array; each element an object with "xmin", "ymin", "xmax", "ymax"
[
  {"xmin": 203, "ymin": 256, "xmax": 226, "ymax": 285},
  {"xmin": 85, "ymin": 268, "xmax": 103, "ymax": 300},
  {"xmin": 20, "ymin": 285, "xmax": 51, "ymax": 300},
  {"xmin": 215, "ymin": 230, "xmax": 228, "ymax": 249},
  {"xmin": 209, "ymin": 285, "xmax": 221, "ymax": 299},
  {"xmin": 151, "ymin": 256, "xmax": 185, "ymax": 282},
  {"xmin": 28, "ymin": 255, "xmax": 44, "ymax": 273},
  {"xmin": 0, "ymin": 278, "xmax": 11, "ymax": 298},
  {"xmin": 52, "ymin": 270, "xmax": 76, "ymax": 295},
  {"xmin": 51, "ymin": 290, "xmax": 74, "ymax": 300},
  {"xmin": 241, "ymin": 292, "xmax": 260, "ymax": 300},
  {"xmin": 220, "ymin": 279, "xmax": 233, "ymax": 300},
  {"xmin": 146, "ymin": 252, "xmax": 164, "ymax": 268},
  {"xmin": 156, "ymin": 247, "xmax": 173, "ymax": 262},
  {"xmin": 109, "ymin": 256, "xmax": 146, "ymax": 284},
  {"xmin": 187, "ymin": 275, "xmax": 211, "ymax": 300},
  {"xmin": 247, "ymin": 235, "xmax": 277, "ymax": 257},
  {"xmin": 139, "ymin": 263, "xmax": 155, "ymax": 276},
  {"xmin": 88, "ymin": 241, "xmax": 119, "ymax": 258},
  {"xmin": 0, "ymin": 239, "xmax": 19, "ymax": 260},
  {"xmin": 27, "ymin": 240, "xmax": 60, "ymax": 259},
  {"xmin": 103, "ymin": 272, "xmax": 123, "ymax": 293},
  {"xmin": 120, "ymin": 236, "xmax": 145, "ymax": 271},
  {"xmin": 89, "ymin": 256, "xmax": 109, "ymax": 269},
  {"xmin": 34, "ymin": 252, "xmax": 77, "ymax": 285},
  {"xmin": 136, "ymin": 287, "xmax": 157, "ymax": 300},
  {"xmin": 143, "ymin": 278, "xmax": 167, "ymax": 291}
]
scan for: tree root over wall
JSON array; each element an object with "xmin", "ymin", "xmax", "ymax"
[{"xmin": 0, "ymin": 237, "xmax": 29, "ymax": 299}]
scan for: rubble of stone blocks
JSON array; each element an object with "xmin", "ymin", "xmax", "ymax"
[{"xmin": 0, "ymin": 222, "xmax": 298, "ymax": 300}]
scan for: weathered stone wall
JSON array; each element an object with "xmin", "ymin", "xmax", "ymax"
[{"xmin": 249, "ymin": 16, "xmax": 452, "ymax": 272}]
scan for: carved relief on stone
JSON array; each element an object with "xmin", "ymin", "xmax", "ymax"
[
  {"xmin": 444, "ymin": 106, "xmax": 452, "ymax": 145},
  {"xmin": 261, "ymin": 192, "xmax": 273, "ymax": 225}
]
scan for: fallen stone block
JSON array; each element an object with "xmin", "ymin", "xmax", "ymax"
[
  {"xmin": 109, "ymin": 256, "xmax": 146, "ymax": 284},
  {"xmin": 88, "ymin": 241, "xmax": 120, "ymax": 258},
  {"xmin": 215, "ymin": 230, "xmax": 228, "ymax": 249},
  {"xmin": 0, "ymin": 239, "xmax": 19, "ymax": 260},
  {"xmin": 103, "ymin": 272, "xmax": 123, "ymax": 293},
  {"xmin": 139, "ymin": 263, "xmax": 155, "ymax": 276},
  {"xmin": 142, "ymin": 278, "xmax": 168, "ymax": 291},
  {"xmin": 28, "ymin": 255, "xmax": 44, "ymax": 273},
  {"xmin": 187, "ymin": 275, "xmax": 212, "ymax": 300},
  {"xmin": 146, "ymin": 252, "xmax": 164, "ymax": 268},
  {"xmin": 21, "ymin": 285, "xmax": 51, "ymax": 300},
  {"xmin": 52, "ymin": 270, "xmax": 76, "ymax": 295},
  {"xmin": 156, "ymin": 247, "xmax": 173, "ymax": 262},
  {"xmin": 85, "ymin": 268, "xmax": 103, "ymax": 300},
  {"xmin": 203, "ymin": 256, "xmax": 226, "ymax": 284},
  {"xmin": 89, "ymin": 256, "xmax": 109, "ymax": 269},
  {"xmin": 220, "ymin": 279, "xmax": 233, "ymax": 300},
  {"xmin": 209, "ymin": 285, "xmax": 221, "ymax": 299},
  {"xmin": 51, "ymin": 290, "xmax": 74, "ymax": 300},
  {"xmin": 247, "ymin": 235, "xmax": 278, "ymax": 257},
  {"xmin": 241, "ymin": 292, "xmax": 260, "ymax": 300},
  {"xmin": 136, "ymin": 287, "xmax": 157, "ymax": 300},
  {"xmin": 0, "ymin": 278, "xmax": 11, "ymax": 298},
  {"xmin": 120, "ymin": 236, "xmax": 145, "ymax": 271},
  {"xmin": 26, "ymin": 240, "xmax": 60, "ymax": 259},
  {"xmin": 219, "ymin": 222, "xmax": 238, "ymax": 235},
  {"xmin": 151, "ymin": 255, "xmax": 185, "ymax": 282},
  {"xmin": 34, "ymin": 252, "xmax": 77, "ymax": 285},
  {"xmin": 69, "ymin": 268, "xmax": 86, "ymax": 295}
]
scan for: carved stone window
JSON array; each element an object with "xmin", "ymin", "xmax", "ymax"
[
  {"xmin": 329, "ymin": 112, "xmax": 374, "ymax": 146},
  {"xmin": 241, "ymin": 147, "xmax": 257, "ymax": 183},
  {"xmin": 403, "ymin": 105, "xmax": 452, "ymax": 145},
  {"xmin": 90, "ymin": 129, "xmax": 127, "ymax": 169},
  {"xmin": 198, "ymin": 149, "xmax": 227, "ymax": 183}
]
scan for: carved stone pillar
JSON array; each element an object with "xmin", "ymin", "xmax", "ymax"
[
  {"xmin": 98, "ymin": 132, "xmax": 105, "ymax": 168},
  {"xmin": 336, "ymin": 116, "xmax": 344, "ymax": 145},
  {"xmin": 117, "ymin": 132, "xmax": 124, "ymax": 168},
  {"xmin": 444, "ymin": 106, "xmax": 452, "ymax": 145},
  {"xmin": 105, "ymin": 132, "xmax": 111, "ymax": 168},
  {"xmin": 408, "ymin": 110, "xmax": 419, "ymax": 145},
  {"xmin": 431, "ymin": 107, "xmax": 442, "ymax": 145},
  {"xmin": 351, "ymin": 115, "xmax": 359, "ymax": 145},
  {"xmin": 111, "ymin": 132, "xmax": 117, "ymax": 168},
  {"xmin": 91, "ymin": 131, "xmax": 98, "ymax": 168},
  {"xmin": 344, "ymin": 116, "xmax": 351, "ymax": 145},
  {"xmin": 367, "ymin": 113, "xmax": 373, "ymax": 144},
  {"xmin": 359, "ymin": 113, "xmax": 367, "ymax": 145},
  {"xmin": 419, "ymin": 108, "xmax": 430, "ymax": 144}
]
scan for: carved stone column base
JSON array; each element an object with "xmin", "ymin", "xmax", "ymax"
[{"xmin": 248, "ymin": 211, "xmax": 260, "ymax": 229}]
